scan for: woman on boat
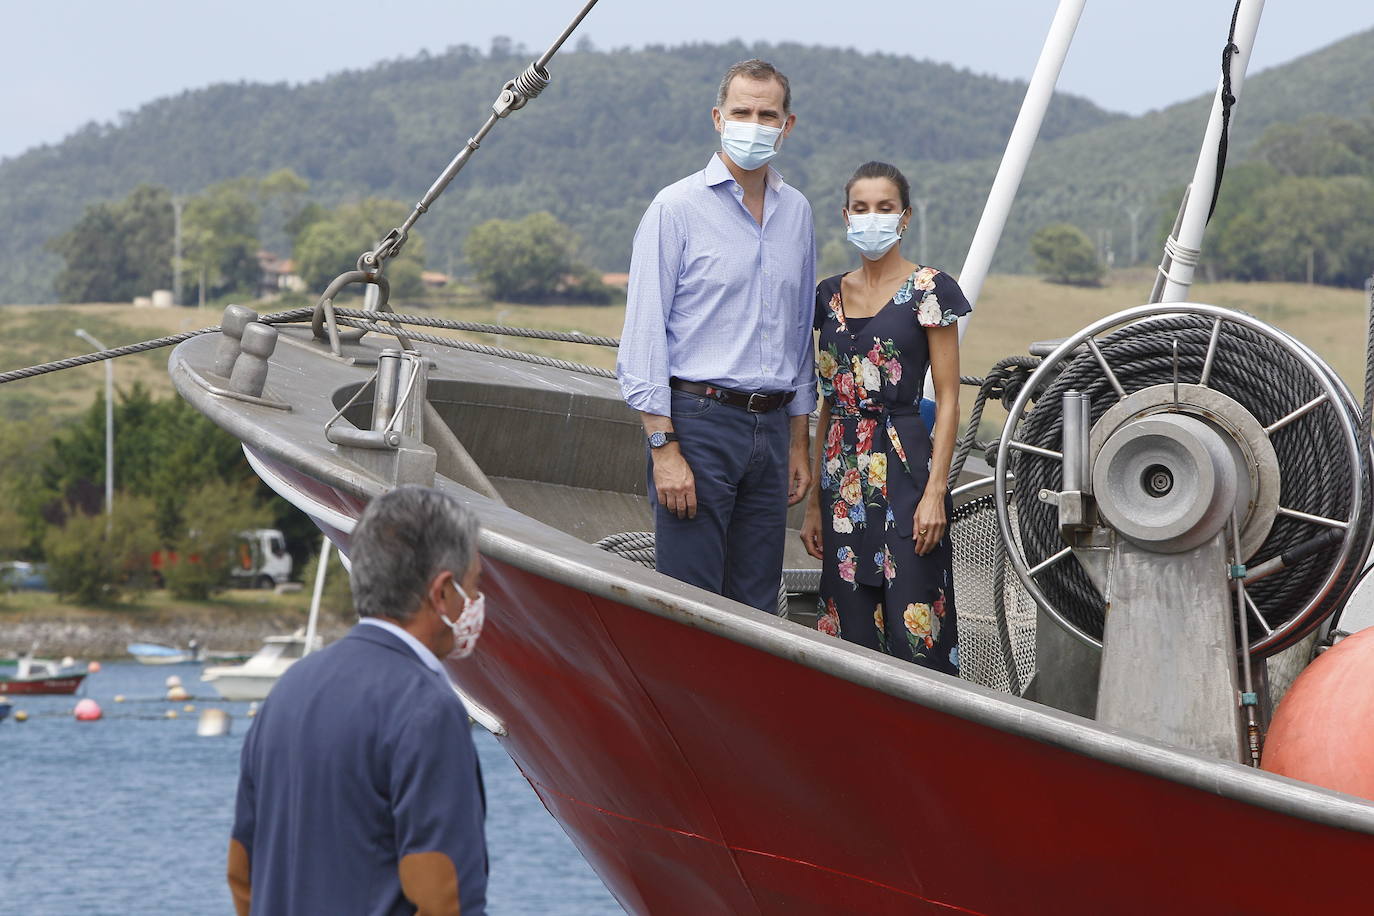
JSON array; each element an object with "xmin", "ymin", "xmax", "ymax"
[{"xmin": 801, "ymin": 161, "xmax": 970, "ymax": 674}]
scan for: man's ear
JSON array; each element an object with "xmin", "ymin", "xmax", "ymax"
[
  {"xmin": 424, "ymin": 569, "xmax": 453, "ymax": 611},
  {"xmin": 711, "ymin": 106, "xmax": 724, "ymax": 134},
  {"xmin": 781, "ymin": 112, "xmax": 797, "ymax": 138}
]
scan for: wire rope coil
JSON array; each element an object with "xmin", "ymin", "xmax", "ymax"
[{"xmin": 995, "ymin": 303, "xmax": 1373, "ymax": 658}]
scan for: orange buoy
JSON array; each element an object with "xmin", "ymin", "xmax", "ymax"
[
  {"xmin": 74, "ymin": 698, "xmax": 103, "ymax": 722},
  {"xmin": 87, "ymin": 660, "xmax": 101, "ymax": 673},
  {"xmin": 1264, "ymin": 627, "xmax": 1374, "ymax": 801}
]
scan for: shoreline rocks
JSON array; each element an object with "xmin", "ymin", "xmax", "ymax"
[{"xmin": 0, "ymin": 614, "xmax": 353, "ymax": 660}]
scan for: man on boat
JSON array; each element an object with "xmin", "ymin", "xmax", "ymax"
[
  {"xmin": 229, "ymin": 486, "xmax": 488, "ymax": 916},
  {"xmin": 617, "ymin": 58, "xmax": 816, "ymax": 614}
]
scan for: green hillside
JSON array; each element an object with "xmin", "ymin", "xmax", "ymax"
[{"xmin": 2, "ymin": 29, "xmax": 1372, "ymax": 304}]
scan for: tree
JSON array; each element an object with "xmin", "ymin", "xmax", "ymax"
[
  {"xmin": 48, "ymin": 184, "xmax": 175, "ymax": 303},
  {"xmin": 1030, "ymin": 223, "xmax": 1103, "ymax": 286},
  {"xmin": 465, "ymin": 211, "xmax": 585, "ymax": 302},
  {"xmin": 292, "ymin": 198, "xmax": 426, "ymax": 299},
  {"xmin": 43, "ymin": 495, "xmax": 159, "ymax": 604},
  {"xmin": 1213, "ymin": 175, "xmax": 1374, "ymax": 286},
  {"xmin": 162, "ymin": 481, "xmax": 268, "ymax": 599},
  {"xmin": 183, "ymin": 178, "xmax": 261, "ymax": 300}
]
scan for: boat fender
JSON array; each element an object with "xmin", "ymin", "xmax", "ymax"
[
  {"xmin": 165, "ymin": 709, "xmax": 178, "ymax": 719},
  {"xmin": 74, "ymin": 698, "xmax": 102, "ymax": 722},
  {"xmin": 196, "ymin": 708, "xmax": 232, "ymax": 738},
  {"xmin": 1263, "ymin": 627, "xmax": 1374, "ymax": 801}
]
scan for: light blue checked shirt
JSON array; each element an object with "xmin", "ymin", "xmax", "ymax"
[{"xmin": 618, "ymin": 153, "xmax": 817, "ymax": 418}]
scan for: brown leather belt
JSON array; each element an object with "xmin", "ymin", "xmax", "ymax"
[{"xmin": 669, "ymin": 377, "xmax": 795, "ymax": 413}]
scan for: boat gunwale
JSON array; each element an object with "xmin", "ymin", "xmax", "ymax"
[{"xmin": 168, "ymin": 335, "xmax": 1374, "ymax": 839}]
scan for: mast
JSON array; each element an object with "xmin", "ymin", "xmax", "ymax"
[
  {"xmin": 955, "ymin": 0, "xmax": 1088, "ymax": 333},
  {"xmin": 1157, "ymin": 0, "xmax": 1266, "ymax": 302}
]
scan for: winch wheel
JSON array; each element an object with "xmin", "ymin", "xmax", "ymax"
[{"xmin": 993, "ymin": 302, "xmax": 1372, "ymax": 658}]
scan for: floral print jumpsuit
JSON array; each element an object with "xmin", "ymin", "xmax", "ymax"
[{"xmin": 813, "ymin": 266, "xmax": 971, "ymax": 674}]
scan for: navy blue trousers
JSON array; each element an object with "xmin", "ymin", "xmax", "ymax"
[{"xmin": 649, "ymin": 388, "xmax": 789, "ymax": 614}]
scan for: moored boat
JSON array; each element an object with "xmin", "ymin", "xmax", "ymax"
[
  {"xmin": 200, "ymin": 632, "xmax": 319, "ymax": 701},
  {"xmin": 127, "ymin": 642, "xmax": 197, "ymax": 665},
  {"xmin": 0, "ymin": 654, "xmax": 88, "ymax": 696}
]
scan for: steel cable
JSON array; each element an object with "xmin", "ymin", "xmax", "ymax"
[
  {"xmin": 0, "ymin": 307, "xmax": 315, "ymax": 386},
  {"xmin": 1009, "ymin": 314, "xmax": 1369, "ymax": 645}
]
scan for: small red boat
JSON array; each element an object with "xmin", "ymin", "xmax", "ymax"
[{"xmin": 0, "ymin": 655, "xmax": 88, "ymax": 695}]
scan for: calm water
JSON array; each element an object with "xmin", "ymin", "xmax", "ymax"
[{"xmin": 1, "ymin": 661, "xmax": 622, "ymax": 915}]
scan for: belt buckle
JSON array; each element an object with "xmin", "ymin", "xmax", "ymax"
[{"xmin": 747, "ymin": 392, "xmax": 769, "ymax": 413}]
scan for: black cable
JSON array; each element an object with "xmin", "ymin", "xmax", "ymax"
[
  {"xmin": 1208, "ymin": 0, "xmax": 1245, "ymax": 223},
  {"xmin": 1010, "ymin": 315, "xmax": 1371, "ymax": 648}
]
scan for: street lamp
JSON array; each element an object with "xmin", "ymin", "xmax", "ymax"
[{"xmin": 74, "ymin": 329, "xmax": 113, "ymax": 520}]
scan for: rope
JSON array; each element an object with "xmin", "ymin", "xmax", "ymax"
[
  {"xmin": 1208, "ymin": 0, "xmax": 1245, "ymax": 223},
  {"xmin": 1365, "ymin": 273, "xmax": 1374, "ymax": 429},
  {"xmin": 330, "ymin": 308, "xmax": 619, "ymax": 347},
  {"xmin": 333, "ymin": 317, "xmax": 615, "ymax": 378},
  {"xmin": 949, "ymin": 357, "xmax": 1041, "ymax": 485},
  {"xmin": 1010, "ymin": 314, "xmax": 1371, "ymax": 643},
  {"xmin": 0, "ymin": 308, "xmax": 315, "ymax": 386}
]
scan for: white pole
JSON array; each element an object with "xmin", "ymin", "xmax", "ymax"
[
  {"xmin": 74, "ymin": 329, "xmax": 113, "ymax": 528},
  {"xmin": 1158, "ymin": 0, "xmax": 1265, "ymax": 302},
  {"xmin": 303, "ymin": 535, "xmax": 329, "ymax": 657},
  {"xmin": 954, "ymin": 0, "xmax": 1088, "ymax": 331}
]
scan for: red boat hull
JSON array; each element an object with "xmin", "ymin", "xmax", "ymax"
[
  {"xmin": 447, "ymin": 557, "xmax": 1374, "ymax": 915},
  {"xmin": 0, "ymin": 673, "xmax": 85, "ymax": 695}
]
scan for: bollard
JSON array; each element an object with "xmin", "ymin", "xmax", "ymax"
[
  {"xmin": 229, "ymin": 323, "xmax": 279, "ymax": 397},
  {"xmin": 213, "ymin": 305, "xmax": 259, "ymax": 377}
]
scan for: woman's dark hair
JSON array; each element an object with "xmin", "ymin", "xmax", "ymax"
[{"xmin": 844, "ymin": 161, "xmax": 911, "ymax": 211}]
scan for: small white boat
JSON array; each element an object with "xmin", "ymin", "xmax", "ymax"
[
  {"xmin": 200, "ymin": 632, "xmax": 319, "ymax": 701},
  {"xmin": 127, "ymin": 642, "xmax": 197, "ymax": 665}
]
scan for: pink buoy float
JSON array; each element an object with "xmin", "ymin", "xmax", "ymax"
[{"xmin": 73, "ymin": 698, "xmax": 102, "ymax": 722}]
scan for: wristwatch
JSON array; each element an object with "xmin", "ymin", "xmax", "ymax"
[{"xmin": 647, "ymin": 431, "xmax": 679, "ymax": 449}]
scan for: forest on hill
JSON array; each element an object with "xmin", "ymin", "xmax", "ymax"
[{"xmin": 3, "ymin": 29, "xmax": 1373, "ymax": 303}]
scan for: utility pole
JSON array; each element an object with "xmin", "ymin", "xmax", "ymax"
[
  {"xmin": 74, "ymin": 329, "xmax": 113, "ymax": 531},
  {"xmin": 172, "ymin": 196, "xmax": 184, "ymax": 306},
  {"xmin": 913, "ymin": 198, "xmax": 930, "ymax": 266},
  {"xmin": 1126, "ymin": 205, "xmax": 1142, "ymax": 265}
]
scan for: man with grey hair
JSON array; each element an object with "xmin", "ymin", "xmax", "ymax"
[
  {"xmin": 618, "ymin": 58, "xmax": 816, "ymax": 614},
  {"xmin": 230, "ymin": 486, "xmax": 488, "ymax": 916}
]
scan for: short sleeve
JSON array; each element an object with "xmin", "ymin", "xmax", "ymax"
[
  {"xmin": 915, "ymin": 270, "xmax": 973, "ymax": 328},
  {"xmin": 814, "ymin": 275, "xmax": 841, "ymax": 330}
]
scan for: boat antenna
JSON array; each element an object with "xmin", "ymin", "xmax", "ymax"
[{"xmin": 311, "ymin": 0, "xmax": 602, "ymax": 354}]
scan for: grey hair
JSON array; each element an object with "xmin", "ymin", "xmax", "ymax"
[
  {"xmin": 716, "ymin": 59, "xmax": 791, "ymax": 114},
  {"xmin": 349, "ymin": 486, "xmax": 480, "ymax": 623}
]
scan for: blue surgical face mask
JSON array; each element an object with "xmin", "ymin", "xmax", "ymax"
[
  {"xmin": 846, "ymin": 212, "xmax": 905, "ymax": 260},
  {"xmin": 720, "ymin": 119, "xmax": 783, "ymax": 171}
]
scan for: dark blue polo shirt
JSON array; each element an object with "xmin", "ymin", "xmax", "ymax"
[{"xmin": 233, "ymin": 623, "xmax": 487, "ymax": 914}]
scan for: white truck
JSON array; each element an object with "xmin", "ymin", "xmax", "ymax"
[{"xmin": 230, "ymin": 529, "xmax": 293, "ymax": 589}]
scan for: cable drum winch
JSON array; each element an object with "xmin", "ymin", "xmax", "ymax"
[{"xmin": 994, "ymin": 303, "xmax": 1374, "ymax": 659}]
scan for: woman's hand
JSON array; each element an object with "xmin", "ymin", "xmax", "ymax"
[
  {"xmin": 912, "ymin": 490, "xmax": 947, "ymax": 556},
  {"xmin": 801, "ymin": 501, "xmax": 825, "ymax": 560}
]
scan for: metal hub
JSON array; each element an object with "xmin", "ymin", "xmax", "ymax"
[
  {"xmin": 1093, "ymin": 413, "xmax": 1248, "ymax": 553},
  {"xmin": 1090, "ymin": 382, "xmax": 1279, "ymax": 561}
]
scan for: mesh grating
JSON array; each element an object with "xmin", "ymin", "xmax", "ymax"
[{"xmin": 951, "ymin": 494, "xmax": 1037, "ymax": 694}]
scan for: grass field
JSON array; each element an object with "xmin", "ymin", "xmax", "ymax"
[{"xmin": 4, "ymin": 271, "xmax": 1371, "ymax": 433}]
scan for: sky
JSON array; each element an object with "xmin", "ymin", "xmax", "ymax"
[{"xmin": 5, "ymin": 1, "xmax": 1372, "ymax": 161}]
